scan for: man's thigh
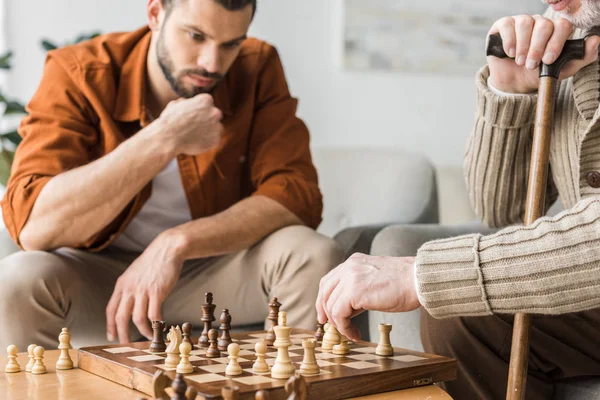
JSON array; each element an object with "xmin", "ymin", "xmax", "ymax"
[{"xmin": 421, "ymin": 309, "xmax": 600, "ymax": 400}]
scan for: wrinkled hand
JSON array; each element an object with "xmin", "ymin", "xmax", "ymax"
[
  {"xmin": 315, "ymin": 253, "xmax": 420, "ymax": 342},
  {"xmin": 106, "ymin": 233, "xmax": 185, "ymax": 343},
  {"xmin": 488, "ymin": 15, "xmax": 599, "ymax": 94}
]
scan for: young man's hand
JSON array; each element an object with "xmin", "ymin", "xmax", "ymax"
[
  {"xmin": 315, "ymin": 253, "xmax": 420, "ymax": 342},
  {"xmin": 105, "ymin": 231, "xmax": 186, "ymax": 343}
]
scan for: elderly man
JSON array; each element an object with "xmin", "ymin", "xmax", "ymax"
[{"xmin": 317, "ymin": 1, "xmax": 600, "ymax": 399}]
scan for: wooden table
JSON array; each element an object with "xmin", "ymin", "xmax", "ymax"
[{"xmin": 0, "ymin": 350, "xmax": 453, "ymax": 399}]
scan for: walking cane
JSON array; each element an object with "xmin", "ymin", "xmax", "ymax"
[{"xmin": 486, "ymin": 34, "xmax": 586, "ymax": 400}]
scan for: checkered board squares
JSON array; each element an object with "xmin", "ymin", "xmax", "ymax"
[{"xmin": 78, "ymin": 330, "xmax": 456, "ymax": 400}]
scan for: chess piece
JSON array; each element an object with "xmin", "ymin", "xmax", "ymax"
[
  {"xmin": 165, "ymin": 326, "xmax": 183, "ymax": 369},
  {"xmin": 298, "ymin": 338, "xmax": 319, "ymax": 376},
  {"xmin": 285, "ymin": 373, "xmax": 308, "ymax": 400},
  {"xmin": 199, "ymin": 292, "xmax": 216, "ymax": 348},
  {"xmin": 271, "ymin": 311, "xmax": 295, "ymax": 379},
  {"xmin": 218, "ymin": 309, "xmax": 232, "ymax": 351},
  {"xmin": 5, "ymin": 345, "xmax": 20, "ymax": 373},
  {"xmin": 25, "ymin": 343, "xmax": 36, "ymax": 372},
  {"xmin": 152, "ymin": 370, "xmax": 173, "ymax": 399},
  {"xmin": 176, "ymin": 342, "xmax": 194, "ymax": 374},
  {"xmin": 221, "ymin": 385, "xmax": 241, "ymax": 400},
  {"xmin": 150, "ymin": 321, "xmax": 167, "ymax": 353},
  {"xmin": 255, "ymin": 390, "xmax": 270, "ymax": 400},
  {"xmin": 181, "ymin": 322, "xmax": 192, "ymax": 344},
  {"xmin": 265, "ymin": 297, "xmax": 281, "ymax": 346},
  {"xmin": 314, "ymin": 323, "xmax": 324, "ymax": 341},
  {"xmin": 375, "ymin": 323, "xmax": 393, "ymax": 356},
  {"xmin": 171, "ymin": 373, "xmax": 187, "ymax": 400},
  {"xmin": 226, "ymin": 343, "xmax": 243, "ymax": 376},
  {"xmin": 206, "ymin": 328, "xmax": 220, "ymax": 358},
  {"xmin": 56, "ymin": 327, "xmax": 74, "ymax": 370},
  {"xmin": 252, "ymin": 340, "xmax": 270, "ymax": 373},
  {"xmin": 333, "ymin": 335, "xmax": 350, "ymax": 355},
  {"xmin": 321, "ymin": 324, "xmax": 341, "ymax": 351},
  {"xmin": 31, "ymin": 346, "xmax": 47, "ymax": 374}
]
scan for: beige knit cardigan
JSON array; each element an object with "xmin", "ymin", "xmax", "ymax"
[{"xmin": 415, "ymin": 26, "xmax": 600, "ymax": 319}]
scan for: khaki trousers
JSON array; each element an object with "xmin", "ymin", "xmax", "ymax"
[
  {"xmin": 421, "ymin": 308, "xmax": 600, "ymax": 400},
  {"xmin": 0, "ymin": 226, "xmax": 343, "ymax": 350}
]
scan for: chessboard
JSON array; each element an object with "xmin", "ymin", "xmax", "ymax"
[{"xmin": 78, "ymin": 330, "xmax": 456, "ymax": 400}]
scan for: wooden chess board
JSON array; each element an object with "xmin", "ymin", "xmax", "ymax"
[{"xmin": 78, "ymin": 330, "xmax": 456, "ymax": 399}]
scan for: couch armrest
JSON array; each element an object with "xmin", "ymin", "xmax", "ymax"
[{"xmin": 333, "ymin": 224, "xmax": 389, "ymax": 259}]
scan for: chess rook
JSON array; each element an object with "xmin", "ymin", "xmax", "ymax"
[
  {"xmin": 299, "ymin": 338, "xmax": 319, "ymax": 376},
  {"xmin": 265, "ymin": 297, "xmax": 281, "ymax": 346},
  {"xmin": 218, "ymin": 309, "xmax": 232, "ymax": 351},
  {"xmin": 376, "ymin": 323, "xmax": 393, "ymax": 356},
  {"xmin": 271, "ymin": 311, "xmax": 296, "ymax": 379},
  {"xmin": 149, "ymin": 321, "xmax": 167, "ymax": 353},
  {"xmin": 199, "ymin": 292, "xmax": 216, "ymax": 348},
  {"xmin": 5, "ymin": 345, "xmax": 20, "ymax": 373}
]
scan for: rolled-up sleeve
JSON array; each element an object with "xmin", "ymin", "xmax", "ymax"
[
  {"xmin": 1, "ymin": 53, "xmax": 97, "ymax": 247},
  {"xmin": 247, "ymin": 44, "xmax": 322, "ymax": 229}
]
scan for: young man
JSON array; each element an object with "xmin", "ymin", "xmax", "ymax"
[
  {"xmin": 0, "ymin": 0, "xmax": 342, "ymax": 350},
  {"xmin": 317, "ymin": 1, "xmax": 600, "ymax": 398}
]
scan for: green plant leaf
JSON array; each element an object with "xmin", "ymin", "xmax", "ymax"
[
  {"xmin": 4, "ymin": 101, "xmax": 26, "ymax": 115},
  {"xmin": 2, "ymin": 130, "xmax": 22, "ymax": 147},
  {"xmin": 74, "ymin": 32, "xmax": 101, "ymax": 44},
  {"xmin": 0, "ymin": 51, "xmax": 13, "ymax": 69},
  {"xmin": 0, "ymin": 149, "xmax": 14, "ymax": 186},
  {"xmin": 41, "ymin": 40, "xmax": 58, "ymax": 52}
]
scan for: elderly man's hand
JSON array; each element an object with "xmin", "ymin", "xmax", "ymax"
[{"xmin": 316, "ymin": 253, "xmax": 421, "ymax": 341}]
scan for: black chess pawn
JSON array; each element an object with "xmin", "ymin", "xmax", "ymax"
[
  {"xmin": 171, "ymin": 373, "xmax": 187, "ymax": 400},
  {"xmin": 206, "ymin": 328, "xmax": 220, "ymax": 358},
  {"xmin": 181, "ymin": 322, "xmax": 192, "ymax": 344},
  {"xmin": 199, "ymin": 292, "xmax": 216, "ymax": 348},
  {"xmin": 150, "ymin": 321, "xmax": 166, "ymax": 353},
  {"xmin": 218, "ymin": 309, "xmax": 232, "ymax": 351},
  {"xmin": 315, "ymin": 323, "xmax": 325, "ymax": 341}
]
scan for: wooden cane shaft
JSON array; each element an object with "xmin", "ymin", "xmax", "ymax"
[{"xmin": 506, "ymin": 76, "xmax": 557, "ymax": 400}]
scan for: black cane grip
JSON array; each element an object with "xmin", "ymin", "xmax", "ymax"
[{"xmin": 486, "ymin": 33, "xmax": 586, "ymax": 78}]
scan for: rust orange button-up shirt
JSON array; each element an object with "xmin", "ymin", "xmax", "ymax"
[{"xmin": 1, "ymin": 27, "xmax": 322, "ymax": 251}]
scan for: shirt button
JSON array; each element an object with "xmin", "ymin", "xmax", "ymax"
[{"xmin": 586, "ymin": 171, "xmax": 600, "ymax": 188}]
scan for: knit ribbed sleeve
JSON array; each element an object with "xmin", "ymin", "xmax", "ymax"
[
  {"xmin": 416, "ymin": 198, "xmax": 600, "ymax": 318},
  {"xmin": 464, "ymin": 66, "xmax": 558, "ymax": 228}
]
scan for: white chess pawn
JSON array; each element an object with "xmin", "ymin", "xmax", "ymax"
[
  {"xmin": 322, "ymin": 324, "xmax": 341, "ymax": 351},
  {"xmin": 376, "ymin": 323, "xmax": 393, "ymax": 356},
  {"xmin": 25, "ymin": 344, "xmax": 36, "ymax": 372},
  {"xmin": 31, "ymin": 346, "xmax": 47, "ymax": 374},
  {"xmin": 225, "ymin": 343, "xmax": 243, "ymax": 376},
  {"xmin": 299, "ymin": 338, "xmax": 319, "ymax": 376},
  {"xmin": 5, "ymin": 345, "xmax": 20, "ymax": 373},
  {"xmin": 252, "ymin": 340, "xmax": 270, "ymax": 374},
  {"xmin": 56, "ymin": 327, "xmax": 74, "ymax": 370},
  {"xmin": 176, "ymin": 341, "xmax": 194, "ymax": 374},
  {"xmin": 333, "ymin": 335, "xmax": 350, "ymax": 355}
]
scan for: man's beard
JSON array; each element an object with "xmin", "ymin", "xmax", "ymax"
[
  {"xmin": 547, "ymin": 0, "xmax": 600, "ymax": 29},
  {"xmin": 156, "ymin": 31, "xmax": 223, "ymax": 99}
]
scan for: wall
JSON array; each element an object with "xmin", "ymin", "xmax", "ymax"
[{"xmin": 5, "ymin": 0, "xmax": 486, "ymax": 168}]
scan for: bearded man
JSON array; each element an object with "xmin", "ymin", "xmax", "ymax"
[
  {"xmin": 316, "ymin": 1, "xmax": 600, "ymax": 398},
  {"xmin": 0, "ymin": 0, "xmax": 342, "ymax": 350}
]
